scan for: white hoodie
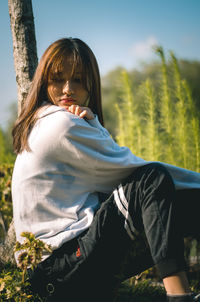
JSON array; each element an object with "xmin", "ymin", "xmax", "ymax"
[{"xmin": 12, "ymin": 105, "xmax": 200, "ymax": 256}]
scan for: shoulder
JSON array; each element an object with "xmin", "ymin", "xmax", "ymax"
[
  {"xmin": 36, "ymin": 105, "xmax": 94, "ymax": 138},
  {"xmin": 29, "ymin": 105, "xmax": 87, "ymax": 151},
  {"xmin": 34, "ymin": 104, "xmax": 110, "ymax": 143},
  {"xmin": 38, "ymin": 104, "xmax": 83, "ymax": 126}
]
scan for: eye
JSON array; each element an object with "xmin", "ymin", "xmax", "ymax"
[
  {"xmin": 73, "ymin": 77, "xmax": 81, "ymax": 83},
  {"xmin": 53, "ymin": 77, "xmax": 65, "ymax": 83},
  {"xmin": 49, "ymin": 72, "xmax": 65, "ymax": 83}
]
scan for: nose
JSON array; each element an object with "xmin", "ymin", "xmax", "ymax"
[{"xmin": 63, "ymin": 80, "xmax": 74, "ymax": 96}]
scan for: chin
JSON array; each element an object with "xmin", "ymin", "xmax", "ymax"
[{"xmin": 58, "ymin": 104, "xmax": 67, "ymax": 109}]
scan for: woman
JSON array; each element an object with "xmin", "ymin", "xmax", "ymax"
[{"xmin": 12, "ymin": 37, "xmax": 200, "ymax": 302}]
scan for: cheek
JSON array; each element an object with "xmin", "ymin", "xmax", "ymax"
[
  {"xmin": 84, "ymin": 92, "xmax": 89, "ymax": 100},
  {"xmin": 82, "ymin": 89, "xmax": 89, "ymax": 101},
  {"xmin": 47, "ymin": 85, "xmax": 59, "ymax": 101}
]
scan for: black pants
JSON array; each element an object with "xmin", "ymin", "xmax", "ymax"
[{"xmin": 27, "ymin": 163, "xmax": 200, "ymax": 302}]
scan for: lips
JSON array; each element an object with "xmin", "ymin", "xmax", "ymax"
[{"xmin": 60, "ymin": 98, "xmax": 76, "ymax": 105}]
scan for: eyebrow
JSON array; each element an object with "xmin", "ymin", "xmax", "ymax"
[
  {"xmin": 53, "ymin": 71, "xmax": 63, "ymax": 75},
  {"xmin": 51, "ymin": 69, "xmax": 82, "ymax": 78}
]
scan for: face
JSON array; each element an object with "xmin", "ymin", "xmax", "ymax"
[{"xmin": 47, "ymin": 57, "xmax": 89, "ymax": 109}]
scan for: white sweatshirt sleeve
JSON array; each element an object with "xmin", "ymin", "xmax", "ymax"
[
  {"xmin": 35, "ymin": 108, "xmax": 146, "ymax": 193},
  {"xmin": 33, "ymin": 106, "xmax": 200, "ymax": 192}
]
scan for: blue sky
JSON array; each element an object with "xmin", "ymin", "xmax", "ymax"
[{"xmin": 1, "ymin": 0, "xmax": 200, "ymax": 128}]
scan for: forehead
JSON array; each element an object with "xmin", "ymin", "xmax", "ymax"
[{"xmin": 54, "ymin": 55, "xmax": 83, "ymax": 75}]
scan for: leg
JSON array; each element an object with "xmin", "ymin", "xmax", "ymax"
[
  {"xmin": 163, "ymin": 271, "xmax": 190, "ymax": 293},
  {"xmin": 28, "ymin": 164, "xmax": 196, "ymax": 301},
  {"xmin": 79, "ymin": 163, "xmax": 193, "ymax": 300},
  {"xmin": 174, "ymin": 189, "xmax": 200, "ymax": 239},
  {"xmin": 119, "ymin": 164, "xmax": 186, "ymax": 275},
  {"xmin": 163, "ymin": 188, "xmax": 200, "ymax": 302},
  {"xmin": 113, "ymin": 163, "xmax": 193, "ymax": 300}
]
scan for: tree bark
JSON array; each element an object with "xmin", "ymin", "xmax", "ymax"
[
  {"xmin": 8, "ymin": 0, "xmax": 38, "ymax": 113},
  {"xmin": 0, "ymin": 220, "xmax": 16, "ymax": 265},
  {"xmin": 0, "ymin": 0, "xmax": 38, "ymax": 266}
]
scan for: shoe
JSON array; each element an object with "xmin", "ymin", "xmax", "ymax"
[
  {"xmin": 167, "ymin": 293, "xmax": 200, "ymax": 302},
  {"xmin": 193, "ymin": 293, "xmax": 200, "ymax": 301}
]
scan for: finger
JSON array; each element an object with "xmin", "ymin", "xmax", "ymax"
[
  {"xmin": 68, "ymin": 105, "xmax": 76, "ymax": 113},
  {"xmin": 75, "ymin": 106, "xmax": 81, "ymax": 116},
  {"xmin": 79, "ymin": 110, "xmax": 87, "ymax": 118}
]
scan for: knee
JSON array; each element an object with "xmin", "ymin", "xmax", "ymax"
[
  {"xmin": 142, "ymin": 162, "xmax": 175, "ymax": 188},
  {"xmin": 129, "ymin": 162, "xmax": 175, "ymax": 192},
  {"xmin": 143, "ymin": 162, "xmax": 168, "ymax": 174}
]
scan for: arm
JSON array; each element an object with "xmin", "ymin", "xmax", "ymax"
[
  {"xmin": 66, "ymin": 104, "xmax": 95, "ymax": 120},
  {"xmin": 48, "ymin": 108, "xmax": 146, "ymax": 192}
]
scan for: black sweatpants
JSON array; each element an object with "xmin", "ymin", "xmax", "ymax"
[{"xmin": 27, "ymin": 163, "xmax": 200, "ymax": 302}]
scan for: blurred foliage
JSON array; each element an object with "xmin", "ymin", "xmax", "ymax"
[
  {"xmin": 103, "ymin": 48, "xmax": 200, "ymax": 172},
  {"xmin": 115, "ymin": 279, "xmax": 166, "ymax": 302},
  {"xmin": 102, "ymin": 56, "xmax": 200, "ymax": 141},
  {"xmin": 0, "ymin": 128, "xmax": 15, "ymax": 164},
  {"xmin": 0, "ymin": 163, "xmax": 13, "ymax": 241},
  {"xmin": 0, "ymin": 232, "xmax": 52, "ymax": 301},
  {"xmin": 0, "ymin": 103, "xmax": 16, "ymax": 238},
  {"xmin": 0, "ymin": 102, "xmax": 17, "ymax": 165}
]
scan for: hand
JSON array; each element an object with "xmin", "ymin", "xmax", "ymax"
[{"xmin": 66, "ymin": 105, "xmax": 95, "ymax": 120}]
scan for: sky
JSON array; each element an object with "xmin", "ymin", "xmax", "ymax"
[{"xmin": 0, "ymin": 0, "xmax": 200, "ymax": 129}]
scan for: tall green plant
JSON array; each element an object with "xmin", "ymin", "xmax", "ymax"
[
  {"xmin": 170, "ymin": 51, "xmax": 190, "ymax": 169},
  {"xmin": 144, "ymin": 79, "xmax": 159, "ymax": 161},
  {"xmin": 182, "ymin": 80, "xmax": 200, "ymax": 172},
  {"xmin": 116, "ymin": 71, "xmax": 142, "ymax": 156},
  {"xmin": 121, "ymin": 71, "xmax": 137, "ymax": 151},
  {"xmin": 154, "ymin": 46, "xmax": 175, "ymax": 164},
  {"xmin": 115, "ymin": 47, "xmax": 200, "ymax": 173},
  {"xmin": 115, "ymin": 103, "xmax": 126, "ymax": 148}
]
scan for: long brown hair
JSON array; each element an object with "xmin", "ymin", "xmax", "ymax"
[{"xmin": 12, "ymin": 38, "xmax": 104, "ymax": 154}]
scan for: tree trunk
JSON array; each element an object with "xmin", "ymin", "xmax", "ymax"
[
  {"xmin": 8, "ymin": 0, "xmax": 38, "ymax": 113},
  {"xmin": 0, "ymin": 0, "xmax": 38, "ymax": 266},
  {"xmin": 0, "ymin": 220, "xmax": 16, "ymax": 265}
]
